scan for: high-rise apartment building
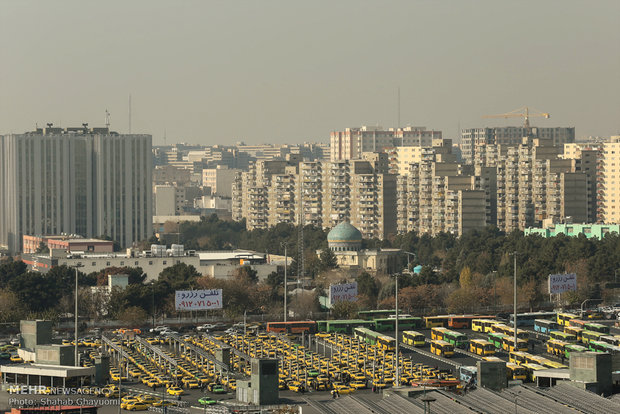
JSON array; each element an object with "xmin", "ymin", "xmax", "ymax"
[
  {"xmin": 233, "ymin": 154, "xmax": 397, "ymax": 239},
  {"xmin": 330, "ymin": 126, "xmax": 442, "ymax": 161},
  {"xmin": 0, "ymin": 126, "xmax": 152, "ymax": 253},
  {"xmin": 462, "ymin": 126, "xmax": 575, "ymax": 164},
  {"xmin": 475, "ymin": 138, "xmax": 587, "ymax": 232},
  {"xmin": 598, "ymin": 137, "xmax": 620, "ymax": 223},
  {"xmin": 396, "ymin": 148, "xmax": 489, "ymax": 236}
]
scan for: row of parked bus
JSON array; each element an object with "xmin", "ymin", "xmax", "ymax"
[{"xmin": 508, "ymin": 351, "xmax": 568, "ymax": 382}]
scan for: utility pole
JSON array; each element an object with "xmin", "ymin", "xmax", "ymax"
[
  {"xmin": 513, "ymin": 252, "xmax": 518, "ymax": 350},
  {"xmin": 395, "ymin": 274, "xmax": 400, "ymax": 387},
  {"xmin": 73, "ymin": 263, "xmax": 84, "ymax": 367},
  {"xmin": 281, "ymin": 242, "xmax": 288, "ymax": 322}
]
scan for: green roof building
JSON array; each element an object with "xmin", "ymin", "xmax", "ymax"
[{"xmin": 524, "ymin": 224, "xmax": 620, "ymax": 240}]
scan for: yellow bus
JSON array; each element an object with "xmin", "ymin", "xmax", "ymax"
[
  {"xmin": 546, "ymin": 339, "xmax": 568, "ymax": 357},
  {"xmin": 524, "ymin": 354, "xmax": 549, "ymax": 366},
  {"xmin": 564, "ymin": 326, "xmax": 583, "ymax": 342},
  {"xmin": 557, "ymin": 312, "xmax": 578, "ymax": 327},
  {"xmin": 472, "ymin": 319, "xmax": 499, "ymax": 333},
  {"xmin": 424, "ymin": 316, "xmax": 450, "ymax": 328},
  {"xmin": 430, "ymin": 340, "xmax": 454, "ymax": 358},
  {"xmin": 541, "ymin": 360, "xmax": 568, "ymax": 369},
  {"xmin": 522, "ymin": 363, "xmax": 546, "ymax": 382},
  {"xmin": 494, "ymin": 324, "xmax": 529, "ymax": 340},
  {"xmin": 508, "ymin": 351, "xmax": 530, "ymax": 365},
  {"xmin": 482, "ymin": 356, "xmax": 503, "ymax": 362},
  {"xmin": 377, "ymin": 335, "xmax": 396, "ymax": 352},
  {"xmin": 430, "ymin": 327, "xmax": 449, "ymax": 341},
  {"xmin": 501, "ymin": 336, "xmax": 528, "ymax": 353},
  {"xmin": 469, "ymin": 339, "xmax": 496, "ymax": 356},
  {"xmin": 402, "ymin": 331, "xmax": 426, "ymax": 347},
  {"xmin": 582, "ymin": 330, "xmax": 604, "ymax": 345},
  {"xmin": 491, "ymin": 323, "xmax": 509, "ymax": 335},
  {"xmin": 506, "ymin": 363, "xmax": 527, "ymax": 381}
]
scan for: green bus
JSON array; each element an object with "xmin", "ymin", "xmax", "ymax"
[
  {"xmin": 549, "ymin": 330, "xmax": 577, "ymax": 343},
  {"xmin": 373, "ymin": 317, "xmax": 423, "ymax": 332},
  {"xmin": 358, "ymin": 310, "xmax": 399, "ymax": 320},
  {"xmin": 564, "ymin": 344, "xmax": 588, "ymax": 359},
  {"xmin": 353, "ymin": 327, "xmax": 395, "ymax": 352},
  {"xmin": 582, "ymin": 330, "xmax": 605, "ymax": 344},
  {"xmin": 588, "ymin": 340, "xmax": 620, "ymax": 355},
  {"xmin": 325, "ymin": 319, "xmax": 374, "ymax": 334},
  {"xmin": 443, "ymin": 329, "xmax": 468, "ymax": 349},
  {"xmin": 317, "ymin": 321, "xmax": 328, "ymax": 332},
  {"xmin": 488, "ymin": 332, "xmax": 507, "ymax": 349},
  {"xmin": 583, "ymin": 323, "xmax": 610, "ymax": 335}
]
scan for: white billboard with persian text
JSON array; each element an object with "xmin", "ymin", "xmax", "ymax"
[
  {"xmin": 329, "ymin": 282, "xmax": 358, "ymax": 305},
  {"xmin": 175, "ymin": 289, "xmax": 223, "ymax": 310},
  {"xmin": 548, "ymin": 273, "xmax": 577, "ymax": 294}
]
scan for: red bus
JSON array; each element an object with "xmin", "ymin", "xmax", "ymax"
[
  {"xmin": 266, "ymin": 321, "xmax": 317, "ymax": 334},
  {"xmin": 448, "ymin": 315, "xmax": 495, "ymax": 329}
]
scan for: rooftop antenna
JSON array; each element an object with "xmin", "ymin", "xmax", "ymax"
[
  {"xmin": 128, "ymin": 94, "xmax": 132, "ymax": 134},
  {"xmin": 163, "ymin": 127, "xmax": 167, "ymax": 146},
  {"xmin": 105, "ymin": 110, "xmax": 110, "ymax": 128}
]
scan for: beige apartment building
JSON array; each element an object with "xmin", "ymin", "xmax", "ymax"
[
  {"xmin": 396, "ymin": 147, "xmax": 489, "ymax": 236},
  {"xmin": 233, "ymin": 154, "xmax": 397, "ymax": 239},
  {"xmin": 330, "ymin": 126, "xmax": 442, "ymax": 161},
  {"xmin": 475, "ymin": 137, "xmax": 588, "ymax": 232},
  {"xmin": 598, "ymin": 137, "xmax": 620, "ymax": 223}
]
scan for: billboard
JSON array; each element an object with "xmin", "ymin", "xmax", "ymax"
[
  {"xmin": 548, "ymin": 273, "xmax": 577, "ymax": 294},
  {"xmin": 175, "ymin": 289, "xmax": 223, "ymax": 311},
  {"xmin": 329, "ymin": 282, "xmax": 358, "ymax": 305}
]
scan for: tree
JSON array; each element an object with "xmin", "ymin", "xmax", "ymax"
[
  {"xmin": 231, "ymin": 266, "xmax": 258, "ymax": 284},
  {"xmin": 117, "ymin": 306, "xmax": 148, "ymax": 326},
  {"xmin": 0, "ymin": 290, "xmax": 23, "ymax": 322},
  {"xmin": 0, "ymin": 258, "xmax": 27, "ymax": 288},
  {"xmin": 331, "ymin": 300, "xmax": 358, "ymax": 319},
  {"xmin": 158, "ymin": 263, "xmax": 201, "ymax": 291},
  {"xmin": 9, "ymin": 271, "xmax": 65, "ymax": 312},
  {"xmin": 35, "ymin": 242, "xmax": 49, "ymax": 254},
  {"xmin": 319, "ymin": 248, "xmax": 338, "ymax": 270},
  {"xmin": 357, "ymin": 272, "xmax": 380, "ymax": 303}
]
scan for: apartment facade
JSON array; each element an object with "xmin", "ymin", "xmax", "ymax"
[
  {"xmin": 0, "ymin": 126, "xmax": 152, "ymax": 253},
  {"xmin": 461, "ymin": 126, "xmax": 575, "ymax": 164},
  {"xmin": 330, "ymin": 126, "xmax": 442, "ymax": 161},
  {"xmin": 233, "ymin": 155, "xmax": 397, "ymax": 239}
]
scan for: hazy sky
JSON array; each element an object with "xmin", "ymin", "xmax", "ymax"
[{"xmin": 1, "ymin": 1, "xmax": 618, "ymax": 145}]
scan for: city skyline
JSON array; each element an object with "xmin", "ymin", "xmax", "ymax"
[{"xmin": 1, "ymin": 1, "xmax": 618, "ymax": 145}]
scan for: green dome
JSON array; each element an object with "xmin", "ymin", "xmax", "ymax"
[{"xmin": 327, "ymin": 222, "xmax": 362, "ymax": 242}]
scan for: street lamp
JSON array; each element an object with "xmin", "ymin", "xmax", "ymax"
[
  {"xmin": 511, "ymin": 252, "xmax": 518, "ymax": 350},
  {"xmin": 394, "ymin": 273, "xmax": 401, "ymax": 387},
  {"xmin": 72, "ymin": 263, "xmax": 84, "ymax": 367},
  {"xmin": 280, "ymin": 242, "xmax": 288, "ymax": 322},
  {"xmin": 151, "ymin": 281, "xmax": 156, "ymax": 329}
]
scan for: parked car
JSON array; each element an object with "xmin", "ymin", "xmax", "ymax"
[
  {"xmin": 197, "ymin": 324, "xmax": 215, "ymax": 332},
  {"xmin": 150, "ymin": 326, "xmax": 169, "ymax": 333}
]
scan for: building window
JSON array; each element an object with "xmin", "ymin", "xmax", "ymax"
[
  {"xmin": 163, "ymin": 261, "xmax": 167, "ymax": 265},
  {"xmin": 106, "ymin": 262, "xmax": 111, "ymax": 266},
  {"xmin": 149, "ymin": 261, "xmax": 153, "ymax": 265},
  {"xmin": 120, "ymin": 261, "xmax": 124, "ymax": 266},
  {"xmin": 135, "ymin": 261, "xmax": 139, "ymax": 265}
]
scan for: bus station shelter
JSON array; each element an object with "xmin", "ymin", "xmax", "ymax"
[{"xmin": 0, "ymin": 364, "xmax": 95, "ymax": 389}]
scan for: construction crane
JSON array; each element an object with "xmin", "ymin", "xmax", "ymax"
[{"xmin": 482, "ymin": 106, "xmax": 550, "ymax": 129}]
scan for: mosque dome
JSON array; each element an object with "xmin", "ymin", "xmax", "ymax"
[{"xmin": 327, "ymin": 222, "xmax": 362, "ymax": 252}]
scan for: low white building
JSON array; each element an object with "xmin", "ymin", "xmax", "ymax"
[{"xmin": 25, "ymin": 247, "xmax": 278, "ymax": 281}]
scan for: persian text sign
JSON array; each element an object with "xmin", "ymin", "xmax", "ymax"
[
  {"xmin": 329, "ymin": 282, "xmax": 358, "ymax": 305},
  {"xmin": 175, "ymin": 289, "xmax": 223, "ymax": 310},
  {"xmin": 548, "ymin": 273, "xmax": 577, "ymax": 294}
]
